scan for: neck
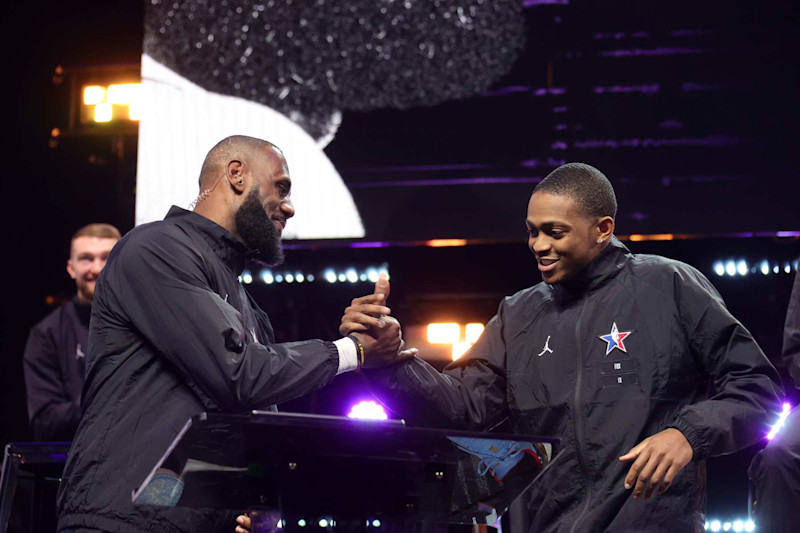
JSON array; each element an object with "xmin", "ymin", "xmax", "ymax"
[{"xmin": 193, "ymin": 197, "xmax": 243, "ymax": 244}]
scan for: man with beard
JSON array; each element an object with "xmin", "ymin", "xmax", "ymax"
[
  {"xmin": 345, "ymin": 163, "xmax": 782, "ymax": 532},
  {"xmin": 24, "ymin": 223, "xmax": 121, "ymax": 441},
  {"xmin": 57, "ymin": 136, "xmax": 409, "ymax": 532}
]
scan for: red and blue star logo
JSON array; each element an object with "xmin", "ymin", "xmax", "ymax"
[{"xmin": 598, "ymin": 322, "xmax": 632, "ymax": 355}]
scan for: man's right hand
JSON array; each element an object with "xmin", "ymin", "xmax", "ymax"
[
  {"xmin": 351, "ymin": 317, "xmax": 417, "ymax": 369},
  {"xmin": 340, "ymin": 275, "xmax": 418, "ymax": 369}
]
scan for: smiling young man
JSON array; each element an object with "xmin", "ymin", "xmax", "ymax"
[
  {"xmin": 56, "ymin": 136, "xmax": 407, "ymax": 532},
  {"xmin": 23, "ymin": 223, "xmax": 120, "ymax": 441},
  {"xmin": 351, "ymin": 163, "xmax": 783, "ymax": 532}
]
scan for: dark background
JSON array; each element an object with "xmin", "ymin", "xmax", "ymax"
[{"xmin": 2, "ymin": 0, "xmax": 799, "ymax": 522}]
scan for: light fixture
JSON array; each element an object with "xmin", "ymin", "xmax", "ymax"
[
  {"xmin": 82, "ymin": 85, "xmax": 106, "ymax": 105},
  {"xmin": 347, "ymin": 400, "xmax": 388, "ymax": 420},
  {"xmin": 465, "ymin": 323, "xmax": 485, "ymax": 344},
  {"xmin": 767, "ymin": 402, "xmax": 793, "ymax": 440},
  {"xmin": 427, "ymin": 323, "xmax": 460, "ymax": 344},
  {"xmin": 452, "ymin": 341, "xmax": 472, "ymax": 361}
]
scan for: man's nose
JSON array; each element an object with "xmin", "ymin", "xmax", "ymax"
[
  {"xmin": 90, "ymin": 258, "xmax": 106, "ymax": 274},
  {"xmin": 281, "ymin": 198, "xmax": 295, "ymax": 219},
  {"xmin": 532, "ymin": 236, "xmax": 551, "ymax": 255}
]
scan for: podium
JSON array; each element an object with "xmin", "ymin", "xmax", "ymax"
[{"xmin": 133, "ymin": 412, "xmax": 558, "ymax": 532}]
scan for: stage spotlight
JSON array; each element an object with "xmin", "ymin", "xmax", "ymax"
[
  {"xmin": 94, "ymin": 103, "xmax": 113, "ymax": 123},
  {"xmin": 307, "ymin": 274, "xmax": 315, "ymax": 282},
  {"xmin": 713, "ymin": 262, "xmax": 725, "ymax": 276},
  {"xmin": 427, "ymin": 323, "xmax": 460, "ymax": 344},
  {"xmin": 275, "ymin": 274, "xmax": 284, "ymax": 283},
  {"xmin": 360, "ymin": 273, "xmax": 367, "ymax": 282},
  {"xmin": 318, "ymin": 518, "xmax": 329, "ymax": 528},
  {"xmin": 325, "ymin": 270, "xmax": 337, "ymax": 283},
  {"xmin": 732, "ymin": 520, "xmax": 743, "ymax": 532},
  {"xmin": 465, "ymin": 323, "xmax": 485, "ymax": 344},
  {"xmin": 107, "ymin": 83, "xmax": 139, "ymax": 105},
  {"xmin": 261, "ymin": 270, "xmax": 274, "ymax": 284},
  {"xmin": 723, "ymin": 522, "xmax": 731, "ymax": 531},
  {"xmin": 285, "ymin": 273, "xmax": 294, "ymax": 283},
  {"xmin": 760, "ymin": 261, "xmax": 770, "ymax": 275},
  {"xmin": 736, "ymin": 260, "xmax": 747, "ymax": 276},
  {"xmin": 452, "ymin": 342, "xmax": 471, "ymax": 361},
  {"xmin": 372, "ymin": 519, "xmax": 382, "ymax": 528},
  {"xmin": 128, "ymin": 101, "xmax": 141, "ymax": 121},
  {"xmin": 346, "ymin": 269, "xmax": 359, "ymax": 283},
  {"xmin": 347, "ymin": 400, "xmax": 388, "ymax": 420},
  {"xmin": 725, "ymin": 261, "xmax": 736, "ymax": 277},
  {"xmin": 338, "ymin": 273, "xmax": 347, "ymax": 282},
  {"xmin": 298, "ymin": 519, "xmax": 307, "ymax": 527},
  {"xmin": 773, "ymin": 265, "xmax": 780, "ymax": 274},
  {"xmin": 767, "ymin": 402, "xmax": 793, "ymax": 440},
  {"xmin": 367, "ymin": 268, "xmax": 379, "ymax": 283},
  {"xmin": 744, "ymin": 520, "xmax": 755, "ymax": 532},
  {"xmin": 710, "ymin": 520, "xmax": 721, "ymax": 532},
  {"xmin": 786, "ymin": 263, "xmax": 792, "ymax": 274},
  {"xmin": 241, "ymin": 272, "xmax": 253, "ymax": 284},
  {"xmin": 296, "ymin": 273, "xmax": 304, "ymax": 283},
  {"xmin": 83, "ymin": 85, "xmax": 106, "ymax": 105}
]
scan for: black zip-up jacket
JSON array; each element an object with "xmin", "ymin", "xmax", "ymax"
[
  {"xmin": 57, "ymin": 207, "xmax": 341, "ymax": 532},
  {"xmin": 23, "ymin": 296, "xmax": 90, "ymax": 441},
  {"xmin": 366, "ymin": 237, "xmax": 782, "ymax": 533}
]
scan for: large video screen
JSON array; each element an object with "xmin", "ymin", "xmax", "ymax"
[{"xmin": 137, "ymin": 0, "xmax": 799, "ymax": 242}]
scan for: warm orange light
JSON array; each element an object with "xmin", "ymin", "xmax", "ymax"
[
  {"xmin": 426, "ymin": 239, "xmax": 468, "ymax": 248},
  {"xmin": 427, "ymin": 323, "xmax": 460, "ymax": 344},
  {"xmin": 128, "ymin": 101, "xmax": 140, "ymax": 121},
  {"xmin": 107, "ymin": 83, "xmax": 140, "ymax": 105},
  {"xmin": 94, "ymin": 103, "xmax": 113, "ymax": 123},
  {"xmin": 83, "ymin": 85, "xmax": 106, "ymax": 105},
  {"xmin": 452, "ymin": 342, "xmax": 472, "ymax": 361},
  {"xmin": 628, "ymin": 233, "xmax": 674, "ymax": 242},
  {"xmin": 465, "ymin": 323, "xmax": 485, "ymax": 344}
]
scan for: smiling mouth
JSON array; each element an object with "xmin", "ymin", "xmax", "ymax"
[{"xmin": 537, "ymin": 257, "xmax": 559, "ymax": 272}]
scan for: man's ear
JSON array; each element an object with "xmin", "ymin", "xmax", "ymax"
[
  {"xmin": 66, "ymin": 259, "xmax": 77, "ymax": 280},
  {"xmin": 596, "ymin": 216, "xmax": 615, "ymax": 243},
  {"xmin": 226, "ymin": 160, "xmax": 246, "ymax": 192}
]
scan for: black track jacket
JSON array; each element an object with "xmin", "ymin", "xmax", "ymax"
[
  {"xmin": 366, "ymin": 237, "xmax": 782, "ymax": 533},
  {"xmin": 57, "ymin": 207, "xmax": 341, "ymax": 532}
]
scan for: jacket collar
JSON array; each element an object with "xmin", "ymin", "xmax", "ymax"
[
  {"xmin": 165, "ymin": 206, "xmax": 249, "ymax": 276},
  {"xmin": 551, "ymin": 236, "xmax": 630, "ymax": 303}
]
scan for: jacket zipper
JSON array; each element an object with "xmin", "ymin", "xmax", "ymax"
[{"xmin": 569, "ymin": 300, "xmax": 593, "ymax": 533}]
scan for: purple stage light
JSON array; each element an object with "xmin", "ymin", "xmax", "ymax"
[
  {"xmin": 348, "ymin": 400, "xmax": 388, "ymax": 420},
  {"xmin": 767, "ymin": 402, "xmax": 793, "ymax": 440}
]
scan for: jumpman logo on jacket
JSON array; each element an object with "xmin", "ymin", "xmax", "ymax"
[{"xmin": 538, "ymin": 336, "xmax": 553, "ymax": 357}]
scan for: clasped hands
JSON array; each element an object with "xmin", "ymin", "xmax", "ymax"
[{"xmin": 338, "ymin": 276, "xmax": 417, "ymax": 369}]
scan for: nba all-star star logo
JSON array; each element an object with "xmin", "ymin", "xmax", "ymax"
[{"xmin": 598, "ymin": 322, "xmax": 632, "ymax": 355}]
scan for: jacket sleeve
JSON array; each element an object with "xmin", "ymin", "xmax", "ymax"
[
  {"xmin": 782, "ymin": 267, "xmax": 800, "ymax": 388},
  {"xmin": 22, "ymin": 324, "xmax": 81, "ymax": 441},
  {"xmin": 668, "ymin": 265, "xmax": 783, "ymax": 460},
  {"xmin": 100, "ymin": 228, "xmax": 339, "ymax": 412},
  {"xmin": 363, "ymin": 302, "xmax": 510, "ymax": 431}
]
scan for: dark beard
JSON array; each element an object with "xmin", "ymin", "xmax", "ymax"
[{"xmin": 234, "ymin": 188, "xmax": 285, "ymax": 266}]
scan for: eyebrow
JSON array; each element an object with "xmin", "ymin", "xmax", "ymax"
[{"xmin": 526, "ymin": 220, "xmax": 571, "ymax": 229}]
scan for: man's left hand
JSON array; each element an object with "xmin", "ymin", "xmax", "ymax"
[
  {"xmin": 235, "ymin": 514, "xmax": 250, "ymax": 533},
  {"xmin": 619, "ymin": 428, "xmax": 693, "ymax": 500}
]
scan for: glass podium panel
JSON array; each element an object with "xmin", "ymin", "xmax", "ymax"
[{"xmin": 133, "ymin": 412, "xmax": 558, "ymax": 532}]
